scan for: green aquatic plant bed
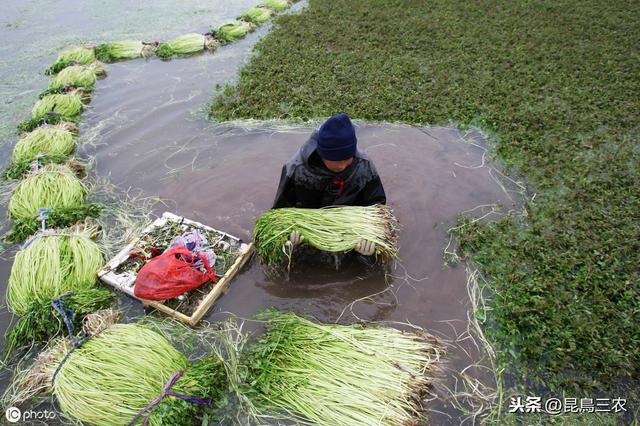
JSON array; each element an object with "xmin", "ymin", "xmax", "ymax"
[{"xmin": 211, "ymin": 0, "xmax": 640, "ymax": 412}]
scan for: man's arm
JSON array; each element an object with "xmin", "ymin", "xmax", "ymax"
[
  {"xmin": 357, "ymin": 175, "xmax": 387, "ymax": 206},
  {"xmin": 273, "ymin": 166, "xmax": 298, "ymax": 208}
]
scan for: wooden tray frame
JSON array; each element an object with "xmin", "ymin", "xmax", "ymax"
[{"xmin": 98, "ymin": 212, "xmax": 253, "ymax": 326}]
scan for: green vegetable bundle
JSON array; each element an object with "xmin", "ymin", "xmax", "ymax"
[
  {"xmin": 6, "ymin": 203, "xmax": 102, "ymax": 243},
  {"xmin": 253, "ymin": 205, "xmax": 399, "ymax": 266},
  {"xmin": 6, "ymin": 224, "xmax": 104, "ymax": 316},
  {"xmin": 241, "ymin": 7, "xmax": 275, "ymax": 25},
  {"xmin": 244, "ymin": 310, "xmax": 441, "ymax": 426},
  {"xmin": 3, "ymin": 287, "xmax": 114, "ymax": 362},
  {"xmin": 46, "ymin": 47, "xmax": 96, "ymax": 75},
  {"xmin": 155, "ymin": 33, "xmax": 219, "ymax": 59},
  {"xmin": 10, "ymin": 124, "xmax": 76, "ymax": 166},
  {"xmin": 94, "ymin": 40, "xmax": 151, "ymax": 62},
  {"xmin": 12, "ymin": 323, "xmax": 227, "ymax": 426},
  {"xmin": 31, "ymin": 92, "xmax": 84, "ymax": 122},
  {"xmin": 48, "ymin": 63, "xmax": 105, "ymax": 91},
  {"xmin": 213, "ymin": 21, "xmax": 254, "ymax": 44},
  {"xmin": 8, "ymin": 163, "xmax": 87, "ymax": 221},
  {"xmin": 262, "ymin": 0, "xmax": 292, "ymax": 12}
]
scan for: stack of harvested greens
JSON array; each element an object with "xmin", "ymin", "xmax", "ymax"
[
  {"xmin": 8, "ymin": 323, "xmax": 226, "ymax": 426},
  {"xmin": 241, "ymin": 7, "xmax": 275, "ymax": 26},
  {"xmin": 48, "ymin": 63, "xmax": 105, "ymax": 92},
  {"xmin": 253, "ymin": 204, "xmax": 399, "ymax": 267},
  {"xmin": 156, "ymin": 33, "xmax": 219, "ymax": 59},
  {"xmin": 8, "ymin": 163, "xmax": 87, "ymax": 221},
  {"xmin": 10, "ymin": 125, "xmax": 75, "ymax": 164},
  {"xmin": 30, "ymin": 92, "xmax": 84, "ymax": 123},
  {"xmin": 4, "ymin": 224, "xmax": 110, "ymax": 358},
  {"xmin": 243, "ymin": 310, "xmax": 441, "ymax": 425},
  {"xmin": 262, "ymin": 0, "xmax": 292, "ymax": 12},
  {"xmin": 46, "ymin": 46, "xmax": 96, "ymax": 75},
  {"xmin": 95, "ymin": 40, "xmax": 156, "ymax": 62},
  {"xmin": 213, "ymin": 21, "xmax": 254, "ymax": 44}
]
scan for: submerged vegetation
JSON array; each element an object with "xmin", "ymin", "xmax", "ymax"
[{"xmin": 212, "ymin": 0, "xmax": 640, "ymax": 417}]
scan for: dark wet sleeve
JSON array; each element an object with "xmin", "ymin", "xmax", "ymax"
[
  {"xmin": 273, "ymin": 166, "xmax": 297, "ymax": 209},
  {"xmin": 358, "ymin": 175, "xmax": 387, "ymax": 206}
]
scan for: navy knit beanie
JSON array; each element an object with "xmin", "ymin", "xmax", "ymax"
[{"xmin": 316, "ymin": 113, "xmax": 357, "ymax": 161}]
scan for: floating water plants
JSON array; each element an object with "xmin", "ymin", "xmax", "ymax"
[
  {"xmin": 10, "ymin": 125, "xmax": 76, "ymax": 166},
  {"xmin": 243, "ymin": 310, "xmax": 441, "ymax": 425},
  {"xmin": 241, "ymin": 7, "xmax": 275, "ymax": 25},
  {"xmin": 46, "ymin": 46, "xmax": 96, "ymax": 75},
  {"xmin": 31, "ymin": 92, "xmax": 84, "ymax": 122},
  {"xmin": 48, "ymin": 64, "xmax": 105, "ymax": 91},
  {"xmin": 253, "ymin": 205, "xmax": 399, "ymax": 267},
  {"xmin": 155, "ymin": 33, "xmax": 219, "ymax": 59},
  {"xmin": 94, "ymin": 40, "xmax": 155, "ymax": 62},
  {"xmin": 6, "ymin": 224, "xmax": 104, "ymax": 316},
  {"xmin": 262, "ymin": 0, "xmax": 292, "ymax": 12},
  {"xmin": 8, "ymin": 163, "xmax": 87, "ymax": 221},
  {"xmin": 213, "ymin": 21, "xmax": 254, "ymax": 44},
  {"xmin": 9, "ymin": 323, "xmax": 226, "ymax": 426}
]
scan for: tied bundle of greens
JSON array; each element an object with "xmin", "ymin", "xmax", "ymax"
[
  {"xmin": 8, "ymin": 163, "xmax": 87, "ymax": 221},
  {"xmin": 243, "ymin": 310, "xmax": 442, "ymax": 426},
  {"xmin": 6, "ymin": 323, "xmax": 227, "ymax": 426},
  {"xmin": 48, "ymin": 63, "xmax": 106, "ymax": 91},
  {"xmin": 6, "ymin": 224, "xmax": 105, "ymax": 316},
  {"xmin": 30, "ymin": 91, "xmax": 84, "ymax": 122},
  {"xmin": 262, "ymin": 0, "xmax": 292, "ymax": 12},
  {"xmin": 3, "ymin": 288, "xmax": 114, "ymax": 362},
  {"xmin": 253, "ymin": 204, "xmax": 399, "ymax": 267},
  {"xmin": 95, "ymin": 40, "xmax": 156, "ymax": 62},
  {"xmin": 3, "ymin": 224, "xmax": 108, "ymax": 359},
  {"xmin": 155, "ymin": 33, "xmax": 219, "ymax": 59},
  {"xmin": 6, "ymin": 203, "xmax": 102, "ymax": 243},
  {"xmin": 241, "ymin": 7, "xmax": 275, "ymax": 26},
  {"xmin": 5, "ymin": 124, "xmax": 76, "ymax": 177},
  {"xmin": 213, "ymin": 21, "xmax": 254, "ymax": 44},
  {"xmin": 46, "ymin": 47, "xmax": 96, "ymax": 75}
]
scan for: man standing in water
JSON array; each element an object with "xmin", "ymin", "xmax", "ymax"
[{"xmin": 273, "ymin": 112, "xmax": 386, "ymax": 257}]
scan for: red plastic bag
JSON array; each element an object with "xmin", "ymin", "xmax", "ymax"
[{"xmin": 134, "ymin": 245, "xmax": 217, "ymax": 301}]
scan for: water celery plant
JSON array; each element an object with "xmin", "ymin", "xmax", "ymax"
[
  {"xmin": 46, "ymin": 47, "xmax": 96, "ymax": 75},
  {"xmin": 244, "ymin": 310, "xmax": 441, "ymax": 425},
  {"xmin": 6, "ymin": 224, "xmax": 104, "ymax": 316},
  {"xmin": 155, "ymin": 33, "xmax": 219, "ymax": 59},
  {"xmin": 241, "ymin": 7, "xmax": 275, "ymax": 26},
  {"xmin": 48, "ymin": 64, "xmax": 105, "ymax": 91},
  {"xmin": 8, "ymin": 163, "xmax": 87, "ymax": 221},
  {"xmin": 213, "ymin": 21, "xmax": 254, "ymax": 44},
  {"xmin": 7, "ymin": 323, "xmax": 227, "ymax": 426},
  {"xmin": 262, "ymin": 0, "xmax": 291, "ymax": 12},
  {"xmin": 10, "ymin": 125, "xmax": 76, "ymax": 166},
  {"xmin": 253, "ymin": 204, "xmax": 399, "ymax": 267},
  {"xmin": 31, "ymin": 92, "xmax": 84, "ymax": 122},
  {"xmin": 94, "ymin": 40, "xmax": 156, "ymax": 62}
]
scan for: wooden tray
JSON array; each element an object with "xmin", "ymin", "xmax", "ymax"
[{"xmin": 98, "ymin": 212, "xmax": 253, "ymax": 325}]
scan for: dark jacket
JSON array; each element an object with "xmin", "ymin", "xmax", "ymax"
[{"xmin": 273, "ymin": 131, "xmax": 386, "ymax": 208}]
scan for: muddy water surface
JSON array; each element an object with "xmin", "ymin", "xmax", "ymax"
[{"xmin": 0, "ymin": 4, "xmax": 517, "ymax": 423}]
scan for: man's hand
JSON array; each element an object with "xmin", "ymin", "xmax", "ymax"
[
  {"xmin": 355, "ymin": 239, "xmax": 375, "ymax": 256},
  {"xmin": 288, "ymin": 230, "xmax": 304, "ymax": 247}
]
